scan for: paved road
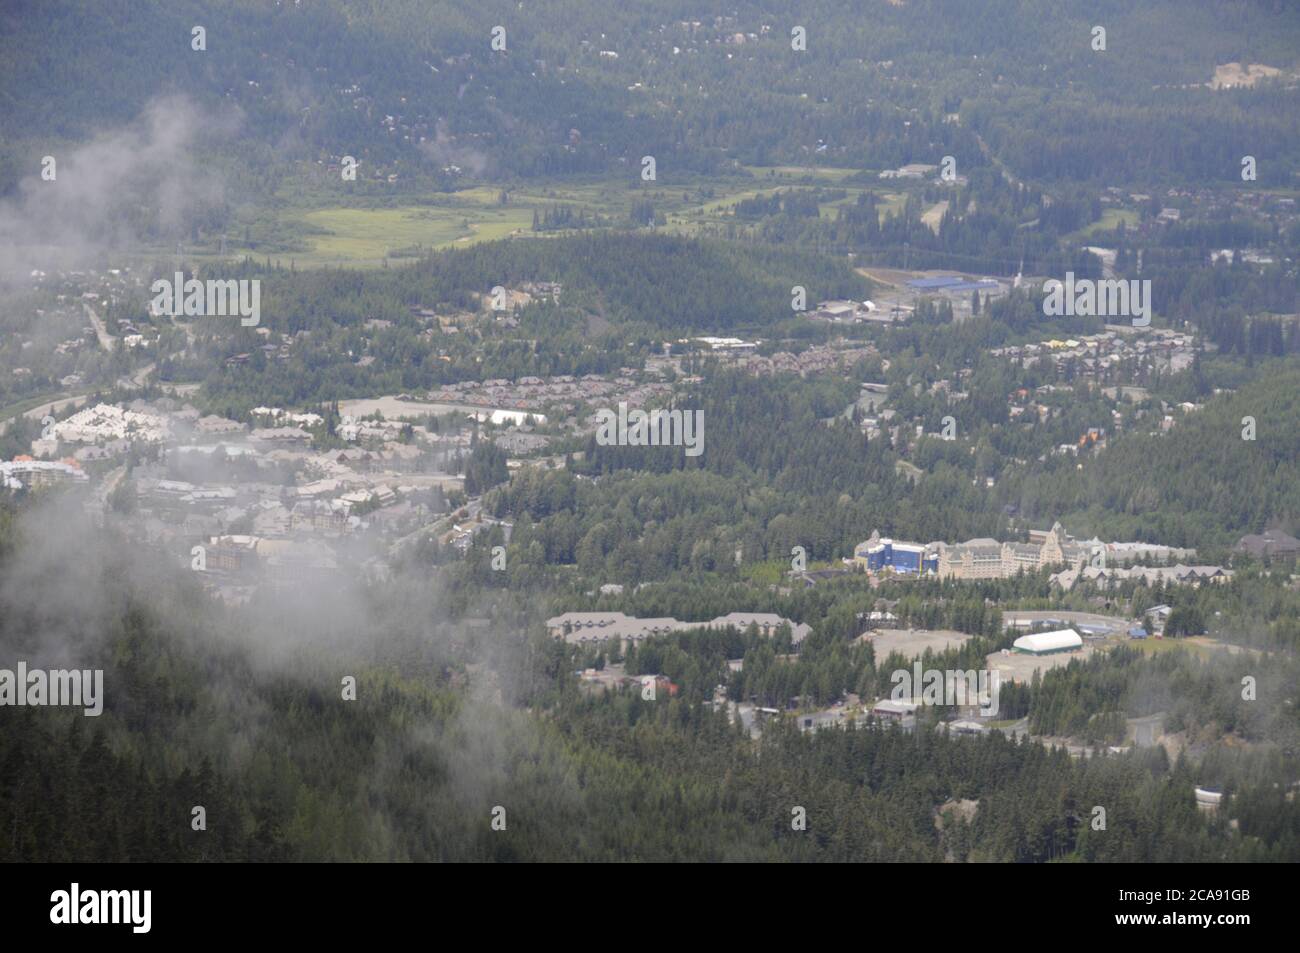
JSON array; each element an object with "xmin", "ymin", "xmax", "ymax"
[
  {"xmin": 0, "ymin": 394, "xmax": 89, "ymax": 436},
  {"xmin": 119, "ymin": 362, "xmax": 156, "ymax": 389},
  {"xmin": 1, "ymin": 362, "xmax": 158, "ymax": 436},
  {"xmin": 83, "ymin": 301, "xmax": 116, "ymax": 352}
]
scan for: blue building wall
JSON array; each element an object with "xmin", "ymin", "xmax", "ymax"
[
  {"xmin": 865, "ymin": 541, "xmax": 937, "ymax": 574},
  {"xmin": 893, "ymin": 547, "xmax": 922, "ymax": 572}
]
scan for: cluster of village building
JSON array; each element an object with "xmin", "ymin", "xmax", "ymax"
[
  {"xmin": 696, "ymin": 341, "xmax": 877, "ymax": 377},
  {"xmin": 547, "ymin": 610, "xmax": 812, "ymax": 647},
  {"xmin": 2, "ymin": 398, "xmax": 485, "ymax": 599},
  {"xmin": 422, "ymin": 370, "xmax": 671, "ymax": 422},
  {"xmin": 990, "ymin": 326, "xmax": 1199, "ymax": 377}
]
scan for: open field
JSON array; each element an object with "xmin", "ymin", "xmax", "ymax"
[
  {"xmin": 339, "ymin": 395, "xmax": 545, "ymax": 427},
  {"xmin": 1127, "ymin": 636, "xmax": 1209, "ymax": 658},
  {"xmin": 1069, "ymin": 207, "xmax": 1139, "ymax": 240},
  {"xmin": 1129, "ymin": 635, "xmax": 1264, "ymax": 660},
  {"xmin": 854, "ymin": 266, "xmax": 909, "ymax": 287},
  {"xmin": 987, "ymin": 645, "xmax": 1098, "ymax": 684},
  {"xmin": 922, "ymin": 200, "xmax": 949, "ymax": 233},
  {"xmin": 130, "ymin": 169, "xmax": 917, "ymax": 270},
  {"xmin": 193, "ymin": 177, "xmax": 1250, "ymax": 273},
  {"xmin": 1003, "ymin": 609, "xmax": 1133, "ymax": 635},
  {"xmin": 865, "ymin": 627, "xmax": 973, "ymax": 662},
  {"xmin": 293, "ymin": 205, "xmax": 534, "ymax": 266},
  {"xmin": 742, "ymin": 165, "xmax": 865, "ymax": 181},
  {"xmin": 1209, "ymin": 62, "xmax": 1284, "ymax": 89}
]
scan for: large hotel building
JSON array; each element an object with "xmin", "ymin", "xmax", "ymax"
[{"xmin": 855, "ymin": 523, "xmax": 1092, "ymax": 581}]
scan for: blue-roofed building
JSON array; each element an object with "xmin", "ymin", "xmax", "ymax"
[
  {"xmin": 907, "ymin": 276, "xmax": 967, "ymax": 290},
  {"xmin": 855, "ymin": 536, "xmax": 938, "ymax": 574},
  {"xmin": 948, "ymin": 279, "xmax": 1002, "ymax": 293},
  {"xmin": 906, "ymin": 276, "xmax": 1003, "ymax": 294}
]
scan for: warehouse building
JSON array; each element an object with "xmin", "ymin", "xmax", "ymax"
[
  {"xmin": 906, "ymin": 276, "xmax": 1002, "ymax": 294},
  {"xmin": 871, "ymin": 699, "xmax": 919, "ymax": 722},
  {"xmin": 1012, "ymin": 629, "xmax": 1083, "ymax": 655}
]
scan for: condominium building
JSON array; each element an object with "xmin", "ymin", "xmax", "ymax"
[
  {"xmin": 0, "ymin": 458, "xmax": 89, "ymax": 491},
  {"xmin": 546, "ymin": 611, "xmax": 811, "ymax": 648}
]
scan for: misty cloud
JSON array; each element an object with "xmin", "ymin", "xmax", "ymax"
[
  {"xmin": 418, "ymin": 119, "xmax": 490, "ymax": 177},
  {"xmin": 0, "ymin": 95, "xmax": 236, "ymax": 285}
]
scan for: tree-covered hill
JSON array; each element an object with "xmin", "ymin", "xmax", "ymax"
[
  {"xmin": 1014, "ymin": 368, "xmax": 1300, "ymax": 548},
  {"xmin": 3, "ymin": 504, "xmax": 1296, "ymax": 862},
  {"xmin": 3, "ymin": 0, "xmax": 1297, "ymax": 197}
]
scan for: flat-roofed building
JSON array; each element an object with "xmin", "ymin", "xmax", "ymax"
[
  {"xmin": 940, "ymin": 719, "xmax": 987, "ymax": 736},
  {"xmin": 1194, "ymin": 787, "xmax": 1223, "ymax": 813},
  {"xmin": 205, "ymin": 535, "xmax": 261, "ymax": 573},
  {"xmin": 854, "ymin": 531, "xmax": 939, "ymax": 574},
  {"xmin": 0, "ymin": 458, "xmax": 89, "ymax": 490},
  {"xmin": 871, "ymin": 699, "xmax": 919, "ymax": 722}
]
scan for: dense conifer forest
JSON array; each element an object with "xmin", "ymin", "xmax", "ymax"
[{"xmin": 1, "ymin": 1, "xmax": 1298, "ymax": 869}]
